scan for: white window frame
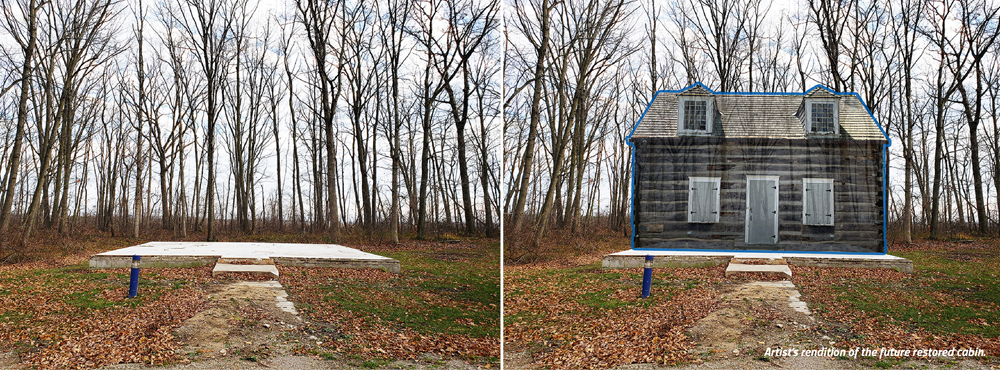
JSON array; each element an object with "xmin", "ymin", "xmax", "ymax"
[
  {"xmin": 806, "ymin": 99, "xmax": 839, "ymax": 135},
  {"xmin": 802, "ymin": 178, "xmax": 835, "ymax": 226},
  {"xmin": 678, "ymin": 96, "xmax": 713, "ymax": 135},
  {"xmin": 688, "ymin": 177, "xmax": 721, "ymax": 223}
]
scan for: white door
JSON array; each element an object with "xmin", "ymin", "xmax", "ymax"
[{"xmin": 746, "ymin": 176, "xmax": 779, "ymax": 244}]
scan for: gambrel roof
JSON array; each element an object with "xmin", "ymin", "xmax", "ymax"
[{"xmin": 628, "ymin": 83, "xmax": 890, "ymax": 142}]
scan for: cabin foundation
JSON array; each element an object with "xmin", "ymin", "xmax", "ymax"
[
  {"xmin": 602, "ymin": 249, "xmax": 912, "ymax": 273},
  {"xmin": 89, "ymin": 241, "xmax": 400, "ymax": 273}
]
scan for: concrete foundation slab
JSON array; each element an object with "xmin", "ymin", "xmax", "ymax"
[
  {"xmin": 89, "ymin": 242, "xmax": 400, "ymax": 273},
  {"xmin": 726, "ymin": 263, "xmax": 793, "ymax": 278},
  {"xmin": 603, "ymin": 249, "xmax": 912, "ymax": 273}
]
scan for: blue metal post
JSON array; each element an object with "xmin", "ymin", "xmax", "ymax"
[
  {"xmin": 641, "ymin": 255, "xmax": 653, "ymax": 298},
  {"xmin": 128, "ymin": 255, "xmax": 140, "ymax": 298}
]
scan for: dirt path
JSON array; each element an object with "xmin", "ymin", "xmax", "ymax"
[
  {"xmin": 168, "ymin": 279, "xmax": 304, "ymax": 363},
  {"xmin": 686, "ymin": 280, "xmax": 815, "ymax": 361}
]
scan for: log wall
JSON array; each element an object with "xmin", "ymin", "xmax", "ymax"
[{"xmin": 632, "ymin": 136, "xmax": 885, "ymax": 253}]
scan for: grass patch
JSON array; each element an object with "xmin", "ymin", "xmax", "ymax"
[
  {"xmin": 872, "ymin": 358, "xmax": 905, "ymax": 368},
  {"xmin": 841, "ymin": 248, "xmax": 1000, "ymax": 336},
  {"xmin": 0, "ymin": 310, "xmax": 32, "ymax": 323},
  {"xmin": 64, "ymin": 289, "xmax": 121, "ymax": 311},
  {"xmin": 838, "ymin": 283, "xmax": 1000, "ymax": 337},
  {"xmin": 308, "ymin": 248, "xmax": 499, "ymax": 338},
  {"xmin": 279, "ymin": 239, "xmax": 500, "ymax": 364},
  {"xmin": 360, "ymin": 359, "xmax": 392, "ymax": 368},
  {"xmin": 576, "ymin": 286, "xmax": 663, "ymax": 311},
  {"xmin": 793, "ymin": 238, "xmax": 1000, "ymax": 356},
  {"xmin": 503, "ymin": 311, "xmax": 541, "ymax": 327}
]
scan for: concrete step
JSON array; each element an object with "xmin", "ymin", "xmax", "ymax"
[
  {"xmin": 213, "ymin": 263, "xmax": 280, "ymax": 278},
  {"xmin": 725, "ymin": 263, "xmax": 792, "ymax": 278},
  {"xmin": 730, "ymin": 257, "xmax": 787, "ymax": 265},
  {"xmin": 217, "ymin": 257, "xmax": 275, "ymax": 265}
]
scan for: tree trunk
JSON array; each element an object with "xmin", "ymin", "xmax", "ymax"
[
  {"xmin": 0, "ymin": 0, "xmax": 40, "ymax": 232},
  {"xmin": 510, "ymin": 0, "xmax": 550, "ymax": 233}
]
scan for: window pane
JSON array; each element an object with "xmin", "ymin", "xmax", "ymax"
[
  {"xmin": 811, "ymin": 102, "xmax": 835, "ymax": 133},
  {"xmin": 684, "ymin": 100, "xmax": 707, "ymax": 131}
]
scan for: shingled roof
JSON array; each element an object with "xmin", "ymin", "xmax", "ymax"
[{"xmin": 628, "ymin": 83, "xmax": 889, "ymax": 142}]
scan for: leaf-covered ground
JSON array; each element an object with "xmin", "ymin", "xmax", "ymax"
[
  {"xmin": 0, "ymin": 237, "xmax": 501, "ymax": 369},
  {"xmin": 792, "ymin": 238, "xmax": 1000, "ymax": 361},
  {"xmin": 505, "ymin": 237, "xmax": 1000, "ymax": 369},
  {"xmin": 0, "ymin": 256, "xmax": 211, "ymax": 369},
  {"xmin": 504, "ymin": 258, "xmax": 734, "ymax": 369},
  {"xmin": 279, "ymin": 240, "xmax": 501, "ymax": 366}
]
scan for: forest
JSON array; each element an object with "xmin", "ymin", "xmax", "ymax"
[
  {"xmin": 504, "ymin": 0, "xmax": 1000, "ymax": 257},
  {"xmin": 0, "ymin": 0, "xmax": 501, "ymax": 255}
]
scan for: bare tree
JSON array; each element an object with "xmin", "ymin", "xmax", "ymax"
[
  {"xmin": 949, "ymin": 0, "xmax": 1000, "ymax": 235},
  {"xmin": 891, "ymin": 0, "xmax": 925, "ymax": 243},
  {"xmin": 924, "ymin": 0, "xmax": 958, "ymax": 239},
  {"xmin": 132, "ymin": 0, "xmax": 148, "ymax": 238},
  {"xmin": 264, "ymin": 18, "xmax": 285, "ymax": 231},
  {"xmin": 508, "ymin": 0, "xmax": 555, "ymax": 232},
  {"xmin": 342, "ymin": 0, "xmax": 378, "ymax": 229},
  {"xmin": 0, "ymin": 0, "xmax": 45, "ymax": 232},
  {"xmin": 439, "ymin": 0, "xmax": 499, "ymax": 235},
  {"xmin": 176, "ymin": 0, "xmax": 242, "ymax": 241},
  {"xmin": 409, "ymin": 0, "xmax": 451, "ymax": 239},
  {"xmin": 684, "ymin": 0, "xmax": 762, "ymax": 92},
  {"xmin": 22, "ymin": 0, "xmax": 120, "ymax": 238},
  {"xmin": 278, "ymin": 18, "xmax": 307, "ymax": 232},
  {"xmin": 808, "ymin": 0, "xmax": 857, "ymax": 91},
  {"xmin": 379, "ymin": 0, "xmax": 411, "ymax": 243},
  {"xmin": 986, "ymin": 56, "xmax": 1000, "ymax": 234},
  {"xmin": 533, "ymin": 0, "xmax": 637, "ymax": 244},
  {"xmin": 223, "ymin": 2, "xmax": 272, "ymax": 233},
  {"xmin": 470, "ymin": 24, "xmax": 501, "ymax": 236},
  {"xmin": 667, "ymin": 0, "xmax": 700, "ymax": 85},
  {"xmin": 295, "ymin": 0, "xmax": 344, "ymax": 240}
]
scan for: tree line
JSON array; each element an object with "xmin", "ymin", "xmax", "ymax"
[
  {"xmin": 504, "ymin": 0, "xmax": 1000, "ymax": 254},
  {"xmin": 0, "ymin": 0, "xmax": 501, "ymax": 250}
]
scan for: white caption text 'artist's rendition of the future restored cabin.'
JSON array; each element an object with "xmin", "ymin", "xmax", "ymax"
[{"xmin": 627, "ymin": 83, "xmax": 891, "ymax": 254}]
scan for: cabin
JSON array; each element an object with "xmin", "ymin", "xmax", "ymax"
[{"xmin": 627, "ymin": 83, "xmax": 891, "ymax": 253}]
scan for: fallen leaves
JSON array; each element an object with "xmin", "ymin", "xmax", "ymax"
[
  {"xmin": 505, "ymin": 266, "xmax": 728, "ymax": 369},
  {"xmin": 0, "ymin": 265, "xmax": 211, "ymax": 369}
]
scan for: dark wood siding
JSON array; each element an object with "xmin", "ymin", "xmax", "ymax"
[{"xmin": 632, "ymin": 136, "xmax": 885, "ymax": 252}]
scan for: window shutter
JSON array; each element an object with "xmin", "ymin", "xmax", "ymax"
[
  {"xmin": 689, "ymin": 178, "xmax": 720, "ymax": 223},
  {"xmin": 804, "ymin": 179, "xmax": 834, "ymax": 226}
]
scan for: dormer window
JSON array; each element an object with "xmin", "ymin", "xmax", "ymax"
[
  {"xmin": 806, "ymin": 99, "xmax": 838, "ymax": 134},
  {"xmin": 678, "ymin": 96, "xmax": 713, "ymax": 134}
]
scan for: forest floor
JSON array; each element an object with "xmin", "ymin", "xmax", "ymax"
[
  {"xmin": 503, "ymin": 235, "xmax": 1000, "ymax": 369},
  {"xmin": 0, "ymin": 234, "xmax": 500, "ymax": 370}
]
